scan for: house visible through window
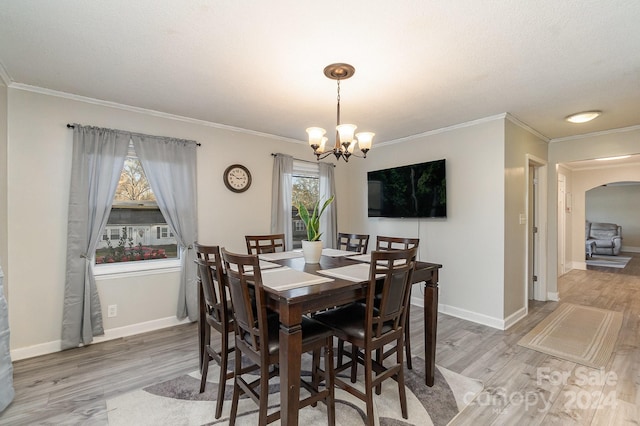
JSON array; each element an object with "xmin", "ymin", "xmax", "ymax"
[
  {"xmin": 291, "ymin": 160, "xmax": 320, "ymax": 249},
  {"xmin": 95, "ymin": 143, "xmax": 178, "ymax": 264}
]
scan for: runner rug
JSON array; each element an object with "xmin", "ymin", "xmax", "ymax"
[
  {"xmin": 518, "ymin": 303, "xmax": 623, "ymax": 368},
  {"xmin": 107, "ymin": 356, "xmax": 482, "ymax": 426},
  {"xmin": 585, "ymin": 255, "xmax": 631, "ymax": 269}
]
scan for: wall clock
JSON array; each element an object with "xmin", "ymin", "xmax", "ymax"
[{"xmin": 223, "ymin": 164, "xmax": 252, "ymax": 193}]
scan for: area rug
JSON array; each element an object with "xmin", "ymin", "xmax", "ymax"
[
  {"xmin": 518, "ymin": 303, "xmax": 623, "ymax": 368},
  {"xmin": 106, "ymin": 356, "xmax": 482, "ymax": 426},
  {"xmin": 586, "ymin": 255, "xmax": 631, "ymax": 269}
]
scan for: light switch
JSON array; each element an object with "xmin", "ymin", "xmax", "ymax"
[{"xmin": 519, "ymin": 214, "xmax": 526, "ymax": 225}]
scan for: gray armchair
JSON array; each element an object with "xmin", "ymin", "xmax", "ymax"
[{"xmin": 586, "ymin": 221, "xmax": 622, "ymax": 255}]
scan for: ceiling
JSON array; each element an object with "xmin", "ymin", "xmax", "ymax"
[{"xmin": 1, "ymin": 1, "xmax": 640, "ymax": 144}]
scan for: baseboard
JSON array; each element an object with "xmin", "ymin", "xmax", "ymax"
[
  {"xmin": 411, "ymin": 293, "xmax": 515, "ymax": 330},
  {"xmin": 622, "ymin": 246, "xmax": 640, "ymax": 253},
  {"xmin": 503, "ymin": 306, "xmax": 528, "ymax": 330},
  {"xmin": 547, "ymin": 292, "xmax": 560, "ymax": 301},
  {"xmin": 10, "ymin": 316, "xmax": 191, "ymax": 361},
  {"xmin": 437, "ymin": 303, "xmax": 506, "ymax": 330}
]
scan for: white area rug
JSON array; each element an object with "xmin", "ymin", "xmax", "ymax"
[
  {"xmin": 586, "ymin": 255, "xmax": 631, "ymax": 269},
  {"xmin": 107, "ymin": 355, "xmax": 482, "ymax": 426},
  {"xmin": 518, "ymin": 303, "xmax": 623, "ymax": 368}
]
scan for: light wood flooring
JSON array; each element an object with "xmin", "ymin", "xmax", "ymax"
[{"xmin": 1, "ymin": 254, "xmax": 639, "ymax": 425}]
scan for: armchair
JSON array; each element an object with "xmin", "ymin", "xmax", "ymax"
[{"xmin": 586, "ymin": 221, "xmax": 622, "ymax": 256}]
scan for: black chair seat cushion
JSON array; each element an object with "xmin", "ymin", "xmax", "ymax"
[
  {"xmin": 243, "ymin": 315, "xmax": 333, "ymax": 355},
  {"xmin": 314, "ymin": 303, "xmax": 390, "ymax": 340}
]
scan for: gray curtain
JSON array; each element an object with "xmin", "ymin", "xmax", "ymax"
[
  {"xmin": 0, "ymin": 267, "xmax": 14, "ymax": 412},
  {"xmin": 62, "ymin": 126, "xmax": 130, "ymax": 349},
  {"xmin": 132, "ymin": 135, "xmax": 198, "ymax": 320},
  {"xmin": 270, "ymin": 154, "xmax": 293, "ymax": 249},
  {"xmin": 319, "ymin": 162, "xmax": 337, "ymax": 248}
]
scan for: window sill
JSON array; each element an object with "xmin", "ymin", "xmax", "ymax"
[{"xmin": 94, "ymin": 258, "xmax": 181, "ymax": 279}]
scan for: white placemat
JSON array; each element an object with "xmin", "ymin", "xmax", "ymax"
[
  {"xmin": 258, "ymin": 250, "xmax": 304, "ymax": 261},
  {"xmin": 317, "ymin": 263, "xmax": 382, "ymax": 282},
  {"xmin": 321, "ymin": 248, "xmax": 359, "ymax": 257},
  {"xmin": 260, "ymin": 266, "xmax": 334, "ymax": 291}
]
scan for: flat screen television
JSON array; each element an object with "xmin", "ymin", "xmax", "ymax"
[{"xmin": 367, "ymin": 159, "xmax": 446, "ymax": 218}]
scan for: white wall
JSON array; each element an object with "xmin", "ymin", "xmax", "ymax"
[
  {"xmin": 342, "ymin": 117, "xmax": 508, "ymax": 327},
  {"xmin": 6, "ymin": 87, "xmax": 343, "ymax": 359},
  {"xmin": 586, "ymin": 183, "xmax": 640, "ymax": 250},
  {"xmin": 504, "ymin": 120, "xmax": 548, "ymax": 318},
  {"xmin": 547, "ymin": 126, "xmax": 640, "ymax": 295}
]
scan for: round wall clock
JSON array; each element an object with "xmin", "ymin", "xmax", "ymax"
[{"xmin": 223, "ymin": 164, "xmax": 252, "ymax": 193}]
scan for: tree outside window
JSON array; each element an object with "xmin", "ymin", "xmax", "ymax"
[{"xmin": 95, "ymin": 153, "xmax": 178, "ymax": 264}]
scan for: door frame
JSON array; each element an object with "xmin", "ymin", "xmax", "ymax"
[{"xmin": 525, "ymin": 154, "xmax": 548, "ymax": 302}]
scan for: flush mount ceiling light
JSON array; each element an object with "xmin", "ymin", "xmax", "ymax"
[
  {"xmin": 565, "ymin": 110, "xmax": 602, "ymax": 123},
  {"xmin": 306, "ymin": 63, "xmax": 373, "ymax": 162}
]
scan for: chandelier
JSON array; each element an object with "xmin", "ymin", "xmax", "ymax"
[{"xmin": 306, "ymin": 63, "xmax": 374, "ymax": 162}]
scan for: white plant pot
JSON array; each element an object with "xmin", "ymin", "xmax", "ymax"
[{"xmin": 302, "ymin": 240, "xmax": 323, "ymax": 264}]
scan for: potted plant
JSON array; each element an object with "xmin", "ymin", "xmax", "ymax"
[{"xmin": 296, "ymin": 195, "xmax": 335, "ymax": 263}]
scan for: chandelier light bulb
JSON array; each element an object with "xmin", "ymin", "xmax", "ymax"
[
  {"xmin": 337, "ymin": 124, "xmax": 357, "ymax": 144},
  {"xmin": 306, "ymin": 127, "xmax": 326, "ymax": 147},
  {"xmin": 355, "ymin": 132, "xmax": 374, "ymax": 151}
]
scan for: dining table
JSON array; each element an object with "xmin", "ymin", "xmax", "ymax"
[{"xmin": 254, "ymin": 249, "xmax": 442, "ymax": 426}]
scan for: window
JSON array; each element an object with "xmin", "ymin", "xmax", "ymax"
[
  {"xmin": 291, "ymin": 161, "xmax": 320, "ymax": 249},
  {"xmin": 95, "ymin": 144, "xmax": 178, "ymax": 265}
]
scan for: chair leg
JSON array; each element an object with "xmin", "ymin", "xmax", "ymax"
[
  {"xmin": 325, "ymin": 339, "xmax": 336, "ymax": 426},
  {"xmin": 229, "ymin": 348, "xmax": 242, "ymax": 426},
  {"xmin": 337, "ymin": 339, "xmax": 344, "ymax": 368},
  {"xmin": 363, "ymin": 350, "xmax": 375, "ymax": 426},
  {"xmin": 375, "ymin": 348, "xmax": 382, "ymax": 395},
  {"xmin": 214, "ymin": 331, "xmax": 230, "ymax": 419},
  {"xmin": 199, "ymin": 326, "xmax": 211, "ymax": 393},
  {"xmin": 405, "ymin": 304, "xmax": 412, "ymax": 370},
  {"xmin": 397, "ymin": 337, "xmax": 408, "ymax": 419},
  {"xmin": 311, "ymin": 348, "xmax": 321, "ymax": 407},
  {"xmin": 350, "ymin": 344, "xmax": 358, "ymax": 383},
  {"xmin": 259, "ymin": 362, "xmax": 270, "ymax": 426}
]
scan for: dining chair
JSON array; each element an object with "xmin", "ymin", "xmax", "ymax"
[
  {"xmin": 314, "ymin": 248, "xmax": 417, "ymax": 426},
  {"xmin": 245, "ymin": 234, "xmax": 286, "ymax": 254},
  {"xmin": 337, "ymin": 232, "xmax": 369, "ymax": 254},
  {"xmin": 220, "ymin": 248, "xmax": 335, "ymax": 426},
  {"xmin": 194, "ymin": 243, "xmax": 234, "ymax": 419},
  {"xmin": 375, "ymin": 235, "xmax": 420, "ymax": 369},
  {"xmin": 376, "ymin": 235, "xmax": 420, "ymax": 251}
]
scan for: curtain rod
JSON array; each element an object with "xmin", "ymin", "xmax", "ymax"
[
  {"xmin": 271, "ymin": 153, "xmax": 335, "ymax": 167},
  {"xmin": 67, "ymin": 123, "xmax": 201, "ymax": 146}
]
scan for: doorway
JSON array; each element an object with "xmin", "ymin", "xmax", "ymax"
[{"xmin": 526, "ymin": 155, "xmax": 547, "ymax": 302}]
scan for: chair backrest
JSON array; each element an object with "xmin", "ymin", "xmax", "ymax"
[
  {"xmin": 376, "ymin": 235, "xmax": 419, "ymax": 251},
  {"xmin": 366, "ymin": 248, "xmax": 417, "ymax": 338},
  {"xmin": 194, "ymin": 243, "xmax": 227, "ymax": 324},
  {"xmin": 245, "ymin": 234, "xmax": 286, "ymax": 254},
  {"xmin": 337, "ymin": 232, "xmax": 370, "ymax": 254},
  {"xmin": 220, "ymin": 248, "xmax": 270, "ymax": 356}
]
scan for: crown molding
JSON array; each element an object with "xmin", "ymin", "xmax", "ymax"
[
  {"xmin": 505, "ymin": 113, "xmax": 550, "ymax": 142},
  {"xmin": 8, "ymin": 82, "xmax": 305, "ymax": 145},
  {"xmin": 376, "ymin": 113, "xmax": 510, "ymax": 148},
  {"xmin": 550, "ymin": 124, "xmax": 640, "ymax": 143}
]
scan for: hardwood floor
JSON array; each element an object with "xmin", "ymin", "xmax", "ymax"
[{"xmin": 2, "ymin": 263, "xmax": 639, "ymax": 425}]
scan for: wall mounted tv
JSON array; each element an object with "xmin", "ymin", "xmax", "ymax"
[{"xmin": 367, "ymin": 159, "xmax": 446, "ymax": 218}]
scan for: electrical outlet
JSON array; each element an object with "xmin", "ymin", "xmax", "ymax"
[{"xmin": 107, "ymin": 304, "xmax": 118, "ymax": 318}]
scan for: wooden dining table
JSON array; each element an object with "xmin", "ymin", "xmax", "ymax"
[
  {"xmin": 196, "ymin": 250, "xmax": 441, "ymax": 425},
  {"xmin": 263, "ymin": 252, "xmax": 442, "ymax": 426}
]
